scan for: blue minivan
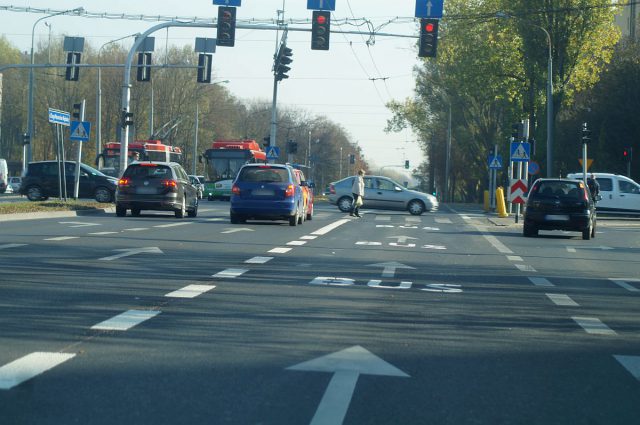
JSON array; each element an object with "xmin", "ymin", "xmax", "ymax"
[{"xmin": 230, "ymin": 163, "xmax": 305, "ymax": 226}]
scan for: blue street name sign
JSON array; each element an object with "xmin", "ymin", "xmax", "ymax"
[
  {"xmin": 48, "ymin": 108, "xmax": 70, "ymax": 126},
  {"xmin": 70, "ymin": 121, "xmax": 91, "ymax": 142},
  {"xmin": 488, "ymin": 154, "xmax": 503, "ymax": 169},
  {"xmin": 212, "ymin": 0, "xmax": 241, "ymax": 6},
  {"xmin": 307, "ymin": 0, "xmax": 336, "ymax": 11},
  {"xmin": 415, "ymin": 0, "xmax": 444, "ymax": 18},
  {"xmin": 266, "ymin": 146, "xmax": 280, "ymax": 160},
  {"xmin": 510, "ymin": 142, "xmax": 531, "ymax": 162}
]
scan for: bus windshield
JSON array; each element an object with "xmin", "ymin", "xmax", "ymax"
[{"xmin": 204, "ymin": 150, "xmax": 250, "ymax": 182}]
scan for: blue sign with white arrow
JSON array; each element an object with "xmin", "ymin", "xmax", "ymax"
[
  {"xmin": 415, "ymin": 0, "xmax": 444, "ymax": 18},
  {"xmin": 307, "ymin": 0, "xmax": 336, "ymax": 11},
  {"xmin": 212, "ymin": 0, "xmax": 241, "ymax": 6},
  {"xmin": 70, "ymin": 121, "xmax": 91, "ymax": 142},
  {"xmin": 266, "ymin": 146, "xmax": 280, "ymax": 160}
]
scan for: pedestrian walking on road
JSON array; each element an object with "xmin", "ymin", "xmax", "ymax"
[{"xmin": 350, "ymin": 169, "xmax": 365, "ymax": 217}]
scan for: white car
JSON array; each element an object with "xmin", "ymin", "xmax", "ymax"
[
  {"xmin": 8, "ymin": 176, "xmax": 21, "ymax": 193},
  {"xmin": 567, "ymin": 172, "xmax": 640, "ymax": 216}
]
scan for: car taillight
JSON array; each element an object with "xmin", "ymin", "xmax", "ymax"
[
  {"xmin": 118, "ymin": 177, "xmax": 131, "ymax": 187},
  {"xmin": 285, "ymin": 184, "xmax": 295, "ymax": 197},
  {"xmin": 232, "ymin": 185, "xmax": 241, "ymax": 195},
  {"xmin": 161, "ymin": 179, "xmax": 178, "ymax": 191},
  {"xmin": 329, "ymin": 184, "xmax": 335, "ymax": 194}
]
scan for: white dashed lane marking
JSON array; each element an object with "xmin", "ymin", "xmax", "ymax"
[
  {"xmin": 0, "ymin": 352, "xmax": 76, "ymax": 390},
  {"xmin": 212, "ymin": 268, "xmax": 249, "ymax": 279},
  {"xmin": 614, "ymin": 355, "xmax": 640, "ymax": 381},
  {"xmin": 528, "ymin": 277, "xmax": 555, "ymax": 287},
  {"xmin": 91, "ymin": 310, "xmax": 160, "ymax": 331},
  {"xmin": 269, "ymin": 247, "xmax": 292, "ymax": 254},
  {"xmin": 546, "ymin": 293, "xmax": 579, "ymax": 307},
  {"xmin": 609, "ymin": 278, "xmax": 640, "ymax": 292},
  {"xmin": 0, "ymin": 243, "xmax": 27, "ymax": 250},
  {"xmin": 165, "ymin": 285, "xmax": 216, "ymax": 299},
  {"xmin": 245, "ymin": 256, "xmax": 274, "ymax": 264},
  {"xmin": 44, "ymin": 236, "xmax": 79, "ymax": 241},
  {"xmin": 572, "ymin": 317, "xmax": 617, "ymax": 336}
]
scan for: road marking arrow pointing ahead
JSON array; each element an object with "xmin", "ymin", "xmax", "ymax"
[
  {"xmin": 368, "ymin": 261, "xmax": 415, "ymax": 278},
  {"xmin": 221, "ymin": 228, "xmax": 254, "ymax": 234},
  {"xmin": 287, "ymin": 346, "xmax": 409, "ymax": 425},
  {"xmin": 99, "ymin": 247, "xmax": 163, "ymax": 261}
]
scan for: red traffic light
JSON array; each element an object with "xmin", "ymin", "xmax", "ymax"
[
  {"xmin": 425, "ymin": 22, "xmax": 435, "ymax": 32},
  {"xmin": 316, "ymin": 15, "xmax": 327, "ymax": 25}
]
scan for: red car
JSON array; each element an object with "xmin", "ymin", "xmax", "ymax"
[{"xmin": 293, "ymin": 168, "xmax": 314, "ymax": 221}]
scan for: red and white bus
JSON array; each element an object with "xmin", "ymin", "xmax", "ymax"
[
  {"xmin": 97, "ymin": 140, "xmax": 183, "ymax": 177},
  {"xmin": 201, "ymin": 140, "xmax": 267, "ymax": 200}
]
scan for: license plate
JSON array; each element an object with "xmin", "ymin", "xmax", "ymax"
[
  {"xmin": 252, "ymin": 189, "xmax": 274, "ymax": 196},
  {"xmin": 545, "ymin": 214, "xmax": 569, "ymax": 221},
  {"xmin": 137, "ymin": 187, "xmax": 157, "ymax": 194}
]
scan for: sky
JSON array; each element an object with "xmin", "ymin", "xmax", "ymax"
[{"xmin": 0, "ymin": 1, "xmax": 426, "ymax": 172}]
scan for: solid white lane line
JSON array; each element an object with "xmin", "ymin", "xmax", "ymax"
[
  {"xmin": 572, "ymin": 317, "xmax": 617, "ymax": 336},
  {"xmin": 154, "ymin": 222, "xmax": 192, "ymax": 228},
  {"xmin": 311, "ymin": 219, "xmax": 350, "ymax": 236},
  {"xmin": 546, "ymin": 293, "xmax": 579, "ymax": 307},
  {"xmin": 88, "ymin": 231, "xmax": 119, "ymax": 235},
  {"xmin": 123, "ymin": 228, "xmax": 148, "ymax": 232},
  {"xmin": 507, "ymin": 255, "xmax": 524, "ymax": 262},
  {"xmin": 515, "ymin": 264, "xmax": 536, "ymax": 272},
  {"xmin": 609, "ymin": 278, "xmax": 640, "ymax": 292},
  {"xmin": 165, "ymin": 285, "xmax": 216, "ymax": 298},
  {"xmin": 356, "ymin": 242, "xmax": 382, "ymax": 246},
  {"xmin": 212, "ymin": 268, "xmax": 249, "ymax": 279},
  {"xmin": 300, "ymin": 235, "xmax": 318, "ymax": 240},
  {"xmin": 0, "ymin": 243, "xmax": 27, "ymax": 250},
  {"xmin": 269, "ymin": 247, "xmax": 292, "ymax": 254},
  {"xmin": 44, "ymin": 236, "xmax": 79, "ymax": 241},
  {"xmin": 91, "ymin": 310, "xmax": 160, "ymax": 331},
  {"xmin": 287, "ymin": 240, "xmax": 307, "ymax": 246},
  {"xmin": 0, "ymin": 352, "xmax": 76, "ymax": 390},
  {"xmin": 245, "ymin": 256, "xmax": 274, "ymax": 264},
  {"xmin": 614, "ymin": 355, "xmax": 640, "ymax": 381},
  {"xmin": 529, "ymin": 277, "xmax": 554, "ymax": 287}
]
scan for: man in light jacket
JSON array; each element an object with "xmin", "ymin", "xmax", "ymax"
[{"xmin": 350, "ymin": 169, "xmax": 365, "ymax": 217}]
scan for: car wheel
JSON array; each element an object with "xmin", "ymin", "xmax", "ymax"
[
  {"xmin": 591, "ymin": 218, "xmax": 597, "ymax": 238},
  {"xmin": 408, "ymin": 200, "xmax": 425, "ymax": 215},
  {"xmin": 188, "ymin": 198, "xmax": 198, "ymax": 218},
  {"xmin": 289, "ymin": 211, "xmax": 298, "ymax": 226},
  {"xmin": 307, "ymin": 205, "xmax": 313, "ymax": 221},
  {"xmin": 115, "ymin": 206, "xmax": 127, "ymax": 217},
  {"xmin": 175, "ymin": 196, "xmax": 186, "ymax": 218},
  {"xmin": 337, "ymin": 196, "xmax": 353, "ymax": 213},
  {"xmin": 523, "ymin": 223, "xmax": 538, "ymax": 237},
  {"xmin": 582, "ymin": 221, "xmax": 593, "ymax": 240},
  {"xmin": 26, "ymin": 185, "xmax": 44, "ymax": 201},
  {"xmin": 94, "ymin": 187, "xmax": 113, "ymax": 203},
  {"xmin": 131, "ymin": 208, "xmax": 141, "ymax": 217}
]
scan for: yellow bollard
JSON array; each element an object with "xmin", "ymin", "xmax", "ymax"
[
  {"xmin": 496, "ymin": 187, "xmax": 509, "ymax": 217},
  {"xmin": 483, "ymin": 190, "xmax": 490, "ymax": 212}
]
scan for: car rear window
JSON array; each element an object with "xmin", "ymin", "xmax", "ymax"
[
  {"xmin": 124, "ymin": 164, "xmax": 172, "ymax": 178},
  {"xmin": 534, "ymin": 181, "xmax": 583, "ymax": 199},
  {"xmin": 238, "ymin": 167, "xmax": 289, "ymax": 183}
]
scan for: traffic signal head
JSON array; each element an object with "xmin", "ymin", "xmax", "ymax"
[
  {"xmin": 581, "ymin": 122, "xmax": 591, "ymax": 144},
  {"xmin": 72, "ymin": 103, "xmax": 82, "ymax": 120},
  {"xmin": 65, "ymin": 52, "xmax": 81, "ymax": 81},
  {"xmin": 263, "ymin": 136, "xmax": 271, "ymax": 147},
  {"xmin": 623, "ymin": 146, "xmax": 633, "ymax": 162},
  {"xmin": 349, "ymin": 154, "xmax": 355, "ymax": 165},
  {"xmin": 275, "ymin": 46, "xmax": 293, "ymax": 82},
  {"xmin": 217, "ymin": 6, "xmax": 237, "ymax": 47},
  {"xmin": 311, "ymin": 11, "xmax": 331, "ymax": 51},
  {"xmin": 418, "ymin": 18, "xmax": 439, "ymax": 58},
  {"xmin": 288, "ymin": 140, "xmax": 298, "ymax": 154},
  {"xmin": 405, "ymin": 160, "xmax": 410, "ymax": 169},
  {"xmin": 121, "ymin": 110, "xmax": 134, "ymax": 128},
  {"xmin": 136, "ymin": 52, "xmax": 152, "ymax": 82},
  {"xmin": 197, "ymin": 53, "xmax": 213, "ymax": 83}
]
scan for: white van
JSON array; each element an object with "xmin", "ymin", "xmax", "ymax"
[
  {"xmin": 0, "ymin": 159, "xmax": 8, "ymax": 194},
  {"xmin": 567, "ymin": 172, "xmax": 640, "ymax": 215}
]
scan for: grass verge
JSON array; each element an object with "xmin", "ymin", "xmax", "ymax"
[{"xmin": 0, "ymin": 200, "xmax": 112, "ymax": 215}]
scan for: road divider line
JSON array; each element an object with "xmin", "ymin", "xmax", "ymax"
[
  {"xmin": 515, "ymin": 264, "xmax": 536, "ymax": 272},
  {"xmin": 311, "ymin": 219, "xmax": 350, "ymax": 236},
  {"xmin": 245, "ymin": 256, "xmax": 274, "ymax": 264},
  {"xmin": 287, "ymin": 240, "xmax": 307, "ymax": 246},
  {"xmin": 300, "ymin": 235, "xmax": 318, "ymax": 240},
  {"xmin": 546, "ymin": 293, "xmax": 579, "ymax": 307},
  {"xmin": 212, "ymin": 268, "xmax": 249, "ymax": 279},
  {"xmin": 529, "ymin": 277, "xmax": 554, "ymax": 287},
  {"xmin": 165, "ymin": 285, "xmax": 216, "ymax": 298},
  {"xmin": 572, "ymin": 317, "xmax": 617, "ymax": 336},
  {"xmin": 269, "ymin": 247, "xmax": 292, "ymax": 254},
  {"xmin": 614, "ymin": 355, "xmax": 640, "ymax": 381},
  {"xmin": 609, "ymin": 278, "xmax": 639, "ymax": 292},
  {"xmin": 0, "ymin": 352, "xmax": 76, "ymax": 390},
  {"xmin": 0, "ymin": 243, "xmax": 27, "ymax": 250},
  {"xmin": 44, "ymin": 236, "xmax": 79, "ymax": 241},
  {"xmin": 154, "ymin": 222, "xmax": 192, "ymax": 228},
  {"xmin": 88, "ymin": 231, "xmax": 119, "ymax": 235},
  {"xmin": 91, "ymin": 310, "xmax": 160, "ymax": 331}
]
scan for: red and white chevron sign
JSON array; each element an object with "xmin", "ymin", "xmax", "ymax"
[{"xmin": 510, "ymin": 179, "xmax": 528, "ymax": 204}]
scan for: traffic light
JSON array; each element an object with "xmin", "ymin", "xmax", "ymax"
[
  {"xmin": 511, "ymin": 122, "xmax": 524, "ymax": 140},
  {"xmin": 623, "ymin": 146, "xmax": 633, "ymax": 162},
  {"xmin": 217, "ymin": 6, "xmax": 237, "ymax": 47},
  {"xmin": 418, "ymin": 18, "xmax": 439, "ymax": 58},
  {"xmin": 72, "ymin": 103, "xmax": 82, "ymax": 120},
  {"xmin": 22, "ymin": 132, "xmax": 30, "ymax": 145},
  {"xmin": 65, "ymin": 52, "xmax": 81, "ymax": 81},
  {"xmin": 263, "ymin": 136, "xmax": 271, "ymax": 148},
  {"xmin": 349, "ymin": 154, "xmax": 355, "ymax": 164},
  {"xmin": 197, "ymin": 53, "xmax": 213, "ymax": 83},
  {"xmin": 275, "ymin": 45, "xmax": 293, "ymax": 82},
  {"xmin": 136, "ymin": 52, "xmax": 152, "ymax": 82},
  {"xmin": 121, "ymin": 110, "xmax": 134, "ymax": 128},
  {"xmin": 311, "ymin": 11, "xmax": 331, "ymax": 51},
  {"xmin": 288, "ymin": 140, "xmax": 298, "ymax": 154},
  {"xmin": 581, "ymin": 122, "xmax": 591, "ymax": 144},
  {"xmin": 405, "ymin": 160, "xmax": 410, "ymax": 169}
]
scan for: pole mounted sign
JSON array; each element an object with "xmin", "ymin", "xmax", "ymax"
[
  {"xmin": 70, "ymin": 121, "xmax": 91, "ymax": 142},
  {"xmin": 510, "ymin": 142, "xmax": 531, "ymax": 162},
  {"xmin": 307, "ymin": 0, "xmax": 336, "ymax": 11},
  {"xmin": 48, "ymin": 108, "xmax": 70, "ymax": 126},
  {"xmin": 212, "ymin": 0, "xmax": 241, "ymax": 6},
  {"xmin": 510, "ymin": 179, "xmax": 528, "ymax": 204},
  {"xmin": 415, "ymin": 0, "xmax": 444, "ymax": 18}
]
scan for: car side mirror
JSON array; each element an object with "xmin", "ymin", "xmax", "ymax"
[{"xmin": 394, "ymin": 186, "xmax": 403, "ymax": 192}]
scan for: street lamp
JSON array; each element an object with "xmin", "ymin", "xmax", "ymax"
[
  {"xmin": 496, "ymin": 11, "xmax": 554, "ymax": 177},
  {"xmin": 26, "ymin": 7, "xmax": 84, "ymax": 171}
]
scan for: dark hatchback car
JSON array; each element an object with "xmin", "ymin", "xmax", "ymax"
[
  {"xmin": 20, "ymin": 161, "xmax": 117, "ymax": 202},
  {"xmin": 230, "ymin": 163, "xmax": 305, "ymax": 226},
  {"xmin": 115, "ymin": 162, "xmax": 198, "ymax": 218},
  {"xmin": 523, "ymin": 178, "xmax": 596, "ymax": 240}
]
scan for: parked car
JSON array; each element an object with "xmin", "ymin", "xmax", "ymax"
[
  {"xmin": 189, "ymin": 175, "xmax": 205, "ymax": 199},
  {"xmin": 328, "ymin": 175, "xmax": 438, "ymax": 215},
  {"xmin": 8, "ymin": 176, "xmax": 22, "ymax": 193},
  {"xmin": 566, "ymin": 172, "xmax": 640, "ymax": 216},
  {"xmin": 115, "ymin": 162, "xmax": 199, "ymax": 218},
  {"xmin": 20, "ymin": 161, "xmax": 117, "ymax": 202},
  {"xmin": 523, "ymin": 178, "xmax": 596, "ymax": 240},
  {"xmin": 293, "ymin": 168, "xmax": 314, "ymax": 221},
  {"xmin": 230, "ymin": 163, "xmax": 305, "ymax": 226}
]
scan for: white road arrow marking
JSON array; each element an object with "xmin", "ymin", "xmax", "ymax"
[
  {"xmin": 368, "ymin": 261, "xmax": 415, "ymax": 278},
  {"xmin": 99, "ymin": 247, "xmax": 163, "ymax": 261},
  {"xmin": 59, "ymin": 221, "xmax": 101, "ymax": 228},
  {"xmin": 221, "ymin": 227, "xmax": 254, "ymax": 234},
  {"xmin": 287, "ymin": 346, "xmax": 409, "ymax": 425},
  {"xmin": 387, "ymin": 235, "xmax": 417, "ymax": 244}
]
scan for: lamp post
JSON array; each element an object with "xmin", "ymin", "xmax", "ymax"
[
  {"xmin": 496, "ymin": 12, "xmax": 554, "ymax": 177},
  {"xmin": 26, "ymin": 7, "xmax": 84, "ymax": 171}
]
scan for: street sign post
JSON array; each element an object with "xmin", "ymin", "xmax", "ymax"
[
  {"xmin": 415, "ymin": 0, "xmax": 444, "ymax": 18},
  {"xmin": 307, "ymin": 0, "xmax": 336, "ymax": 11}
]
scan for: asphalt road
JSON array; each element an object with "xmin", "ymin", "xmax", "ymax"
[{"xmin": 1, "ymin": 202, "xmax": 639, "ymax": 424}]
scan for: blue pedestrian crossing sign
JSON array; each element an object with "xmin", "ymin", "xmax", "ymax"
[
  {"xmin": 415, "ymin": 0, "xmax": 444, "ymax": 18},
  {"xmin": 307, "ymin": 0, "xmax": 336, "ymax": 11},
  {"xmin": 488, "ymin": 154, "xmax": 503, "ymax": 169},
  {"xmin": 266, "ymin": 146, "xmax": 280, "ymax": 160},
  {"xmin": 70, "ymin": 121, "xmax": 91, "ymax": 142},
  {"xmin": 510, "ymin": 142, "xmax": 531, "ymax": 162}
]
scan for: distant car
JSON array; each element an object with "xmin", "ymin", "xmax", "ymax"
[
  {"xmin": 523, "ymin": 178, "xmax": 596, "ymax": 240},
  {"xmin": 189, "ymin": 175, "xmax": 205, "ymax": 199},
  {"xmin": 8, "ymin": 177, "xmax": 22, "ymax": 193},
  {"xmin": 566, "ymin": 172, "xmax": 640, "ymax": 216},
  {"xmin": 230, "ymin": 163, "xmax": 305, "ymax": 226},
  {"xmin": 328, "ymin": 175, "xmax": 438, "ymax": 215},
  {"xmin": 20, "ymin": 161, "xmax": 117, "ymax": 202},
  {"xmin": 115, "ymin": 162, "xmax": 199, "ymax": 218},
  {"xmin": 293, "ymin": 168, "xmax": 314, "ymax": 221}
]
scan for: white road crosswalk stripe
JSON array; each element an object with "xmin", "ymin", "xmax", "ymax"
[
  {"xmin": 0, "ymin": 352, "xmax": 76, "ymax": 390},
  {"xmin": 91, "ymin": 310, "xmax": 160, "ymax": 331},
  {"xmin": 572, "ymin": 317, "xmax": 617, "ymax": 336}
]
